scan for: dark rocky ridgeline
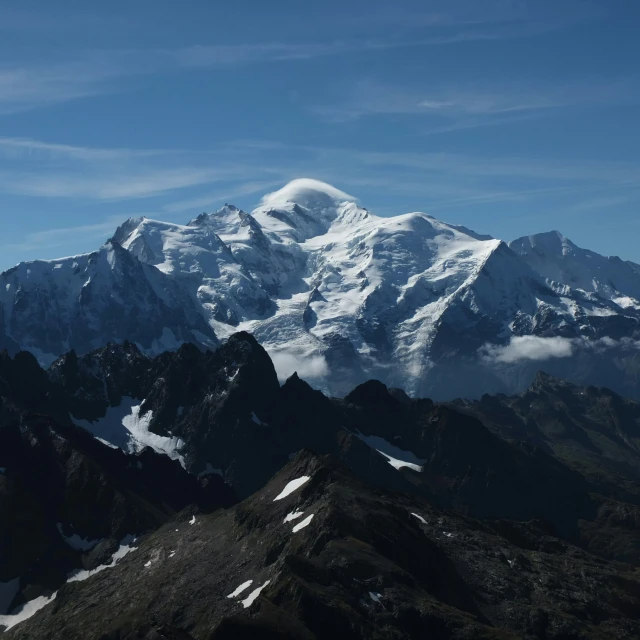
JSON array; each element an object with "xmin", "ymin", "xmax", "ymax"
[
  {"xmin": 6, "ymin": 334, "xmax": 640, "ymax": 565},
  {"xmin": 5, "ymin": 451, "xmax": 640, "ymax": 640},
  {"xmin": 0, "ymin": 402, "xmax": 234, "ymax": 622}
]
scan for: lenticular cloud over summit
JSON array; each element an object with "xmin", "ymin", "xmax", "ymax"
[
  {"xmin": 1, "ymin": 178, "xmax": 640, "ymax": 401},
  {"xmin": 259, "ymin": 178, "xmax": 357, "ymax": 209}
]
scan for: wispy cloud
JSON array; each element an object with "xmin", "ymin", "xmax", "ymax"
[
  {"xmin": 237, "ymin": 139, "xmax": 640, "ymax": 187},
  {"xmin": 0, "ymin": 1, "xmax": 604, "ymax": 116},
  {"xmin": 3, "ymin": 215, "xmax": 127, "ymax": 253},
  {"xmin": 0, "ymin": 136, "xmax": 291, "ymax": 201},
  {"xmin": 163, "ymin": 180, "xmax": 285, "ymax": 213},
  {"xmin": 0, "ymin": 136, "xmax": 168, "ymax": 161},
  {"xmin": 0, "ymin": 166, "xmax": 247, "ymax": 200},
  {"xmin": 316, "ymin": 77, "xmax": 640, "ymax": 125}
]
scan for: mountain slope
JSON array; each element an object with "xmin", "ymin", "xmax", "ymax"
[
  {"xmin": 2, "ymin": 338, "xmax": 640, "ymax": 635},
  {"xmin": 6, "ymin": 451, "xmax": 640, "ymax": 640},
  {"xmin": 0, "ymin": 378, "xmax": 233, "ymax": 625}
]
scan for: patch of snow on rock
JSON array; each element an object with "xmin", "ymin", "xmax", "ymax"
[
  {"xmin": 241, "ymin": 580, "xmax": 271, "ymax": 608},
  {"xmin": 67, "ymin": 534, "xmax": 137, "ymax": 583},
  {"xmin": 0, "ymin": 592, "xmax": 57, "ymax": 631},
  {"xmin": 284, "ymin": 511, "xmax": 305, "ymax": 524},
  {"xmin": 292, "ymin": 514, "xmax": 314, "ymax": 532},
  {"xmin": 189, "ymin": 515, "xmax": 196, "ymax": 525},
  {"xmin": 410, "ymin": 513, "xmax": 428, "ymax": 525},
  {"xmin": 227, "ymin": 580, "xmax": 253, "ymax": 599},
  {"xmin": 274, "ymin": 476, "xmax": 311, "ymax": 501},
  {"xmin": 72, "ymin": 398, "xmax": 185, "ymax": 467},
  {"xmin": 356, "ymin": 432, "xmax": 425, "ymax": 472}
]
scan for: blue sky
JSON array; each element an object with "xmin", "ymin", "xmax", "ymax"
[{"xmin": 0, "ymin": 0, "xmax": 639, "ymax": 271}]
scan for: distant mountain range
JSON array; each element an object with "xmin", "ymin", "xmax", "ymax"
[{"xmin": 2, "ymin": 178, "xmax": 639, "ymax": 400}]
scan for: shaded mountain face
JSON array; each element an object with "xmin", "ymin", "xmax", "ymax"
[
  {"xmin": 0, "ymin": 242, "xmax": 217, "ymax": 366},
  {"xmin": 1, "ymin": 180, "xmax": 640, "ymax": 400},
  {"xmin": 5, "ymin": 452, "xmax": 640, "ymax": 640},
  {"xmin": 450, "ymin": 372, "xmax": 640, "ymax": 562},
  {"xmin": 0, "ymin": 351, "xmax": 234, "ymax": 622},
  {"xmin": 3, "ymin": 334, "xmax": 640, "ymax": 569}
]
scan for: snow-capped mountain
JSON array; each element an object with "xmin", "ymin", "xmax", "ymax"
[
  {"xmin": 0, "ymin": 240, "xmax": 217, "ymax": 365},
  {"xmin": 1, "ymin": 179, "xmax": 639, "ymax": 399},
  {"xmin": 510, "ymin": 231, "xmax": 640, "ymax": 310}
]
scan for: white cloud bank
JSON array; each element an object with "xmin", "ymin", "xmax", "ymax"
[
  {"xmin": 480, "ymin": 335, "xmax": 640, "ymax": 365},
  {"xmin": 269, "ymin": 351, "xmax": 329, "ymax": 383},
  {"xmin": 480, "ymin": 336, "xmax": 575, "ymax": 364}
]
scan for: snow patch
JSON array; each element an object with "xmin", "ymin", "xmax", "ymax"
[
  {"xmin": 95, "ymin": 438, "xmax": 118, "ymax": 449},
  {"xmin": 355, "ymin": 432, "xmax": 424, "ymax": 472},
  {"xmin": 284, "ymin": 511, "xmax": 305, "ymax": 523},
  {"xmin": 410, "ymin": 513, "xmax": 428, "ymax": 525},
  {"xmin": 274, "ymin": 476, "xmax": 311, "ymax": 501},
  {"xmin": 227, "ymin": 580, "xmax": 253, "ymax": 599},
  {"xmin": 72, "ymin": 398, "xmax": 185, "ymax": 467},
  {"xmin": 292, "ymin": 513, "xmax": 314, "ymax": 532},
  {"xmin": 369, "ymin": 592, "xmax": 383, "ymax": 604},
  {"xmin": 189, "ymin": 515, "xmax": 196, "ymax": 525},
  {"xmin": 67, "ymin": 534, "xmax": 137, "ymax": 583},
  {"xmin": 0, "ymin": 592, "xmax": 56, "ymax": 631},
  {"xmin": 241, "ymin": 580, "xmax": 271, "ymax": 608},
  {"xmin": 250, "ymin": 411, "xmax": 266, "ymax": 426}
]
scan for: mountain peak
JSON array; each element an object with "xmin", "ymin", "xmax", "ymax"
[
  {"xmin": 509, "ymin": 230, "xmax": 573, "ymax": 256},
  {"xmin": 189, "ymin": 204, "xmax": 242, "ymax": 228},
  {"xmin": 110, "ymin": 216, "xmax": 146, "ymax": 245}
]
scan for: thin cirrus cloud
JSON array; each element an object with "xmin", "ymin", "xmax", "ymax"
[
  {"xmin": 0, "ymin": 166, "xmax": 241, "ymax": 200},
  {"xmin": 163, "ymin": 179, "xmax": 286, "ymax": 213},
  {"xmin": 0, "ymin": 136, "xmax": 170, "ymax": 161},
  {"xmin": 237, "ymin": 139, "xmax": 640, "ymax": 186},
  {"xmin": 316, "ymin": 78, "xmax": 639, "ymax": 124},
  {"xmin": 4, "ymin": 215, "xmax": 131, "ymax": 253},
  {"xmin": 0, "ymin": 5, "xmax": 601, "ymax": 117},
  {"xmin": 0, "ymin": 135, "xmax": 290, "ymax": 201}
]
